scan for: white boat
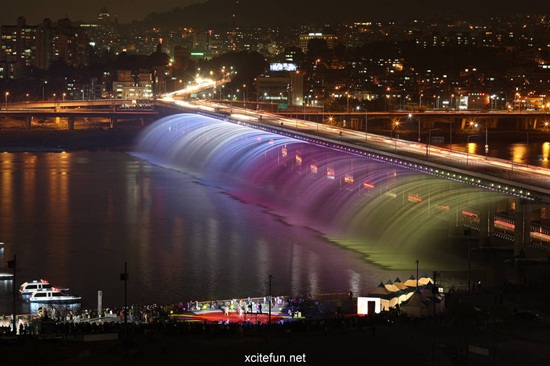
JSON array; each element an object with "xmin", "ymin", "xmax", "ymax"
[
  {"xmin": 29, "ymin": 289, "xmax": 81, "ymax": 304},
  {"xmin": 0, "ymin": 272, "xmax": 13, "ymax": 280},
  {"xmin": 20, "ymin": 279, "xmax": 54, "ymax": 294}
]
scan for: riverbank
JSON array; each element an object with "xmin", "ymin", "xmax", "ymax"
[
  {"xmin": 0, "ymin": 118, "xmax": 144, "ymax": 152},
  {"xmin": 2, "ymin": 285, "xmax": 550, "ymax": 365}
]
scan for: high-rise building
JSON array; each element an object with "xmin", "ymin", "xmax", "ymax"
[
  {"xmin": 34, "ymin": 19, "xmax": 55, "ymax": 70},
  {"xmin": 1, "ymin": 17, "xmax": 89, "ymax": 73},
  {"xmin": 0, "ymin": 17, "xmax": 37, "ymax": 78},
  {"xmin": 53, "ymin": 18, "xmax": 89, "ymax": 68}
]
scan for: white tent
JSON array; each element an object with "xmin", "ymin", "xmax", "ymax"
[
  {"xmin": 401, "ymin": 291, "xmax": 431, "ymax": 318},
  {"xmin": 384, "ymin": 279, "xmax": 410, "ymax": 304},
  {"xmin": 393, "ymin": 277, "xmax": 414, "ymax": 302},
  {"xmin": 384, "ymin": 279, "xmax": 400, "ymax": 292},
  {"xmin": 403, "ymin": 274, "xmax": 418, "ymax": 289},
  {"xmin": 392, "ymin": 277, "xmax": 408, "ymax": 291},
  {"xmin": 418, "ymin": 273, "xmax": 434, "ymax": 286}
]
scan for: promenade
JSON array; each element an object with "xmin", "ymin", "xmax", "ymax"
[{"xmin": 2, "ymin": 283, "xmax": 550, "ymax": 365}]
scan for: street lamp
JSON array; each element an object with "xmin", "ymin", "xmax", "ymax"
[
  {"xmin": 485, "ymin": 125, "xmax": 489, "ymax": 159},
  {"xmin": 409, "ymin": 113, "xmax": 421, "ymax": 142},
  {"xmin": 393, "ymin": 121, "xmax": 400, "ymax": 152},
  {"xmin": 4, "ymin": 91, "xmax": 8, "ymax": 110},
  {"xmin": 425, "ymin": 128, "xmax": 439, "ymax": 159},
  {"xmin": 357, "ymin": 105, "xmax": 368, "ymax": 143},
  {"xmin": 394, "ymin": 120, "xmax": 400, "ymax": 135},
  {"xmin": 268, "ymin": 275, "xmax": 272, "ymax": 325},
  {"xmin": 120, "ymin": 262, "xmax": 129, "ymax": 334},
  {"xmin": 449, "ymin": 122, "xmax": 453, "ymax": 150},
  {"xmin": 42, "ymin": 81, "xmax": 47, "ymax": 101},
  {"xmin": 474, "ymin": 122, "xmax": 489, "ymax": 159}
]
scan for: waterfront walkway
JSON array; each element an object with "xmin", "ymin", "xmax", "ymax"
[{"xmin": 2, "ymin": 284, "xmax": 550, "ymax": 365}]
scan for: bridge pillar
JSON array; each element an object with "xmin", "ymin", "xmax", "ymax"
[
  {"xmin": 67, "ymin": 116, "xmax": 75, "ymax": 130},
  {"xmin": 478, "ymin": 200, "xmax": 495, "ymax": 247},
  {"xmin": 24, "ymin": 116, "xmax": 32, "ymax": 129},
  {"xmin": 110, "ymin": 117, "xmax": 117, "ymax": 129},
  {"xmin": 513, "ymin": 198, "xmax": 531, "ymax": 257}
]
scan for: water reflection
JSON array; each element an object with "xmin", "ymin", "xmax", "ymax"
[
  {"xmin": 511, "ymin": 143, "xmax": 528, "ymax": 164},
  {"xmin": 542, "ymin": 142, "xmax": 550, "ymax": 167}
]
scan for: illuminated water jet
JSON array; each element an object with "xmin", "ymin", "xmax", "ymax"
[{"xmin": 134, "ymin": 113, "xmax": 507, "ymax": 271}]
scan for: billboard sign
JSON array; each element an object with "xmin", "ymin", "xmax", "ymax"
[{"xmin": 270, "ymin": 63, "xmax": 297, "ymax": 72}]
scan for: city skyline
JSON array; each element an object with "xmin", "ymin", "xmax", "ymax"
[{"xmin": 3, "ymin": 0, "xmax": 550, "ymax": 27}]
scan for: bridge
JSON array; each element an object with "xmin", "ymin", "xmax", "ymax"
[
  {"xmin": 217, "ymin": 100, "xmax": 550, "ymax": 131},
  {"xmin": 156, "ymin": 97, "xmax": 550, "ymax": 259},
  {"xmin": 0, "ymin": 99, "xmax": 158, "ymax": 129}
]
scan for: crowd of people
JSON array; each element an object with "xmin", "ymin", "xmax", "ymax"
[{"xmin": 0, "ymin": 293, "xmax": 399, "ymax": 338}]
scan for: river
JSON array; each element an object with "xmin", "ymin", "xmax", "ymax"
[{"xmin": 0, "ymin": 114, "xmax": 541, "ymax": 314}]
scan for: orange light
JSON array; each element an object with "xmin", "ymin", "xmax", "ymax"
[{"xmin": 408, "ymin": 195, "xmax": 422, "ymax": 202}]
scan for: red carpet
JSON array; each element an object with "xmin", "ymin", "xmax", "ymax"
[{"xmin": 170, "ymin": 311, "xmax": 288, "ymax": 323}]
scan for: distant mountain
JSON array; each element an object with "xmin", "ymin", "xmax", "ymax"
[{"xmin": 136, "ymin": 0, "xmax": 550, "ymax": 29}]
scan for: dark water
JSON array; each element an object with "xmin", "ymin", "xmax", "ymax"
[
  {"xmin": 0, "ymin": 115, "xmax": 538, "ymax": 315},
  {"xmin": 453, "ymin": 139, "xmax": 550, "ymax": 168}
]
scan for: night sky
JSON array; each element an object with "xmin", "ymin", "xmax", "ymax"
[
  {"xmin": 2, "ymin": 0, "xmax": 550, "ymax": 26},
  {"xmin": 2, "ymin": 0, "xmax": 203, "ymax": 25}
]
